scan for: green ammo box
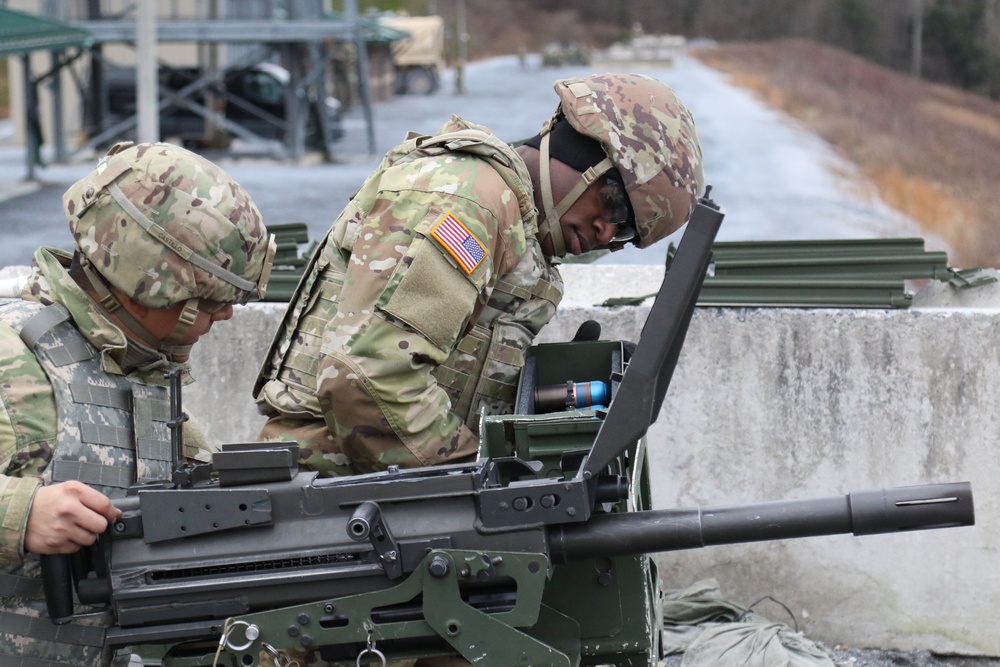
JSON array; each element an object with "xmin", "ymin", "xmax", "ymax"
[
  {"xmin": 480, "ymin": 340, "xmax": 622, "ymax": 473},
  {"xmin": 480, "ymin": 339, "xmax": 662, "ymax": 667}
]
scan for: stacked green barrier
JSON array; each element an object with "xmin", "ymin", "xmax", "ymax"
[
  {"xmin": 600, "ymin": 237, "xmax": 969, "ymax": 309},
  {"xmin": 262, "ymin": 222, "xmax": 311, "ymax": 302},
  {"xmin": 699, "ymin": 237, "xmax": 950, "ymax": 308}
]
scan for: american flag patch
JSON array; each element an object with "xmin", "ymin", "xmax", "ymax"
[{"xmin": 430, "ymin": 213, "xmax": 487, "ymax": 274}]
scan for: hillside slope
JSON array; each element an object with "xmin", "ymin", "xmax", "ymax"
[{"xmin": 691, "ymin": 39, "xmax": 1000, "ymax": 269}]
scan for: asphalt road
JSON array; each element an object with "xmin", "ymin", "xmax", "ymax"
[{"xmin": 0, "ymin": 51, "xmax": 925, "ymax": 270}]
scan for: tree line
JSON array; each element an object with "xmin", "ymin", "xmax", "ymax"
[{"xmin": 521, "ymin": 0, "xmax": 1000, "ymax": 100}]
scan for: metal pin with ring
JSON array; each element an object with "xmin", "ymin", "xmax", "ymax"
[
  {"xmin": 357, "ymin": 630, "xmax": 386, "ymax": 667},
  {"xmin": 262, "ymin": 641, "xmax": 296, "ymax": 667},
  {"xmin": 222, "ymin": 619, "xmax": 259, "ymax": 652}
]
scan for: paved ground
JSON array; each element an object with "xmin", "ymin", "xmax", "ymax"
[
  {"xmin": 663, "ymin": 650, "xmax": 1000, "ymax": 667},
  {"xmin": 0, "ymin": 52, "xmax": 926, "ymax": 270}
]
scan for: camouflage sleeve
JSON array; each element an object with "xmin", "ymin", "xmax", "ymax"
[
  {"xmin": 314, "ymin": 182, "xmax": 520, "ymax": 471},
  {"xmin": 0, "ymin": 325, "xmax": 50, "ymax": 564}
]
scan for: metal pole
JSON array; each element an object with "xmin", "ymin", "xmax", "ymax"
[
  {"xmin": 21, "ymin": 54, "xmax": 38, "ymax": 181},
  {"xmin": 284, "ymin": 43, "xmax": 305, "ymax": 161},
  {"xmin": 455, "ymin": 0, "xmax": 467, "ymax": 94},
  {"xmin": 346, "ymin": 0, "xmax": 376, "ymax": 155},
  {"xmin": 137, "ymin": 0, "xmax": 159, "ymax": 142},
  {"xmin": 49, "ymin": 51, "xmax": 66, "ymax": 161},
  {"xmin": 83, "ymin": 0, "xmax": 104, "ymax": 140},
  {"xmin": 203, "ymin": 0, "xmax": 220, "ymax": 145},
  {"xmin": 911, "ymin": 0, "xmax": 924, "ymax": 79},
  {"xmin": 312, "ymin": 42, "xmax": 334, "ymax": 162}
]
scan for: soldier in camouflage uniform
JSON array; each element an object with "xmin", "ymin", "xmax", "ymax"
[
  {"xmin": 254, "ymin": 72, "xmax": 704, "ymax": 478},
  {"xmin": 0, "ymin": 141, "xmax": 275, "ymax": 666}
]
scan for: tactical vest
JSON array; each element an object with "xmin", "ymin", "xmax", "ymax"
[
  {"xmin": 1, "ymin": 300, "xmax": 174, "ymax": 491},
  {"xmin": 256, "ymin": 126, "xmax": 563, "ymax": 435},
  {"xmin": 433, "ymin": 247, "xmax": 562, "ymax": 430},
  {"xmin": 0, "ymin": 300, "xmax": 173, "ymax": 666}
]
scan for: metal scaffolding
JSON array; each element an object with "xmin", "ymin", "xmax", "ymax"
[
  {"xmin": 73, "ymin": 9, "xmax": 375, "ymax": 161},
  {"xmin": 7, "ymin": 0, "xmax": 377, "ymax": 178}
]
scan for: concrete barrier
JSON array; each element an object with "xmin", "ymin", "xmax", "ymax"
[
  {"xmin": 3, "ymin": 263, "xmax": 996, "ymax": 654},
  {"xmin": 645, "ymin": 297, "xmax": 998, "ymax": 656}
]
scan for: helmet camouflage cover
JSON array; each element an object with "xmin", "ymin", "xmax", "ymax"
[
  {"xmin": 63, "ymin": 141, "xmax": 274, "ymax": 309},
  {"xmin": 553, "ymin": 73, "xmax": 704, "ymax": 248}
]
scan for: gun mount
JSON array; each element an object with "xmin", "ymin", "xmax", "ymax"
[{"xmin": 41, "ymin": 192, "xmax": 974, "ymax": 667}]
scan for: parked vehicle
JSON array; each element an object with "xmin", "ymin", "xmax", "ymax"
[
  {"xmin": 378, "ymin": 14, "xmax": 445, "ymax": 95},
  {"xmin": 541, "ymin": 41, "xmax": 592, "ymax": 67},
  {"xmin": 101, "ymin": 62, "xmax": 343, "ymax": 148}
]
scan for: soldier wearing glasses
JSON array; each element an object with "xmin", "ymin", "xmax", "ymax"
[
  {"xmin": 0, "ymin": 141, "xmax": 275, "ymax": 666},
  {"xmin": 255, "ymin": 73, "xmax": 705, "ymax": 478}
]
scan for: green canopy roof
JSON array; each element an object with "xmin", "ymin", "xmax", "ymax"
[
  {"xmin": 0, "ymin": 7, "xmax": 93, "ymax": 57},
  {"xmin": 324, "ymin": 10, "xmax": 410, "ymax": 45}
]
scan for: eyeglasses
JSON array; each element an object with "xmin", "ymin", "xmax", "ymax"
[{"xmin": 600, "ymin": 177, "xmax": 635, "ymax": 244}]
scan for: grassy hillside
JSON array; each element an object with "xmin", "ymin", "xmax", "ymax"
[{"xmin": 693, "ymin": 39, "xmax": 1000, "ymax": 269}]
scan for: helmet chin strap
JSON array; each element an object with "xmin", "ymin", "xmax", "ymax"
[
  {"xmin": 159, "ymin": 301, "xmax": 199, "ymax": 361},
  {"xmin": 536, "ymin": 130, "xmax": 614, "ymax": 257},
  {"xmin": 77, "ymin": 256, "xmax": 199, "ymax": 362}
]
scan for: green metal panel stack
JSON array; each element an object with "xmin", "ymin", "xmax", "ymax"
[
  {"xmin": 602, "ymin": 237, "xmax": 972, "ymax": 310},
  {"xmin": 262, "ymin": 222, "xmax": 312, "ymax": 302},
  {"xmin": 699, "ymin": 237, "xmax": 950, "ymax": 308}
]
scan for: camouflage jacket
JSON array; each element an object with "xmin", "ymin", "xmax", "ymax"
[
  {"xmin": 256, "ymin": 116, "xmax": 562, "ymax": 474},
  {"xmin": 0, "ymin": 247, "xmax": 209, "ymax": 564}
]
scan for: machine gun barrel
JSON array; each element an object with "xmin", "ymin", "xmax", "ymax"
[{"xmin": 549, "ymin": 481, "xmax": 973, "ymax": 563}]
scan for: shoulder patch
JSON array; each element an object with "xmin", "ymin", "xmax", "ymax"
[{"xmin": 430, "ymin": 212, "xmax": 487, "ymax": 274}]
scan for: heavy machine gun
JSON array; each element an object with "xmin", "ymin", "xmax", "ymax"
[{"xmin": 41, "ymin": 191, "xmax": 974, "ymax": 667}]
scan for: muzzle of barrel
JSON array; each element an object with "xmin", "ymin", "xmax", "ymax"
[{"xmin": 848, "ymin": 482, "xmax": 974, "ymax": 535}]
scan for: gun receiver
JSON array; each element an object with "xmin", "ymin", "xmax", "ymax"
[{"xmin": 41, "ymin": 191, "xmax": 975, "ymax": 667}]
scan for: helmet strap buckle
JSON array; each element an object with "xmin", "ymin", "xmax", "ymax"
[{"xmin": 162, "ymin": 299, "xmax": 201, "ymax": 350}]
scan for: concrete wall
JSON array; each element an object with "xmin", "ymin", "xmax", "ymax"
[{"xmin": 645, "ymin": 296, "xmax": 999, "ymax": 656}]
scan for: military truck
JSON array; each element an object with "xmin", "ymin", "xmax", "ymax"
[
  {"xmin": 379, "ymin": 14, "xmax": 446, "ymax": 95},
  {"xmin": 541, "ymin": 41, "xmax": 592, "ymax": 67}
]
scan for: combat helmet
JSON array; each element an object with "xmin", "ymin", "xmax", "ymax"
[
  {"xmin": 533, "ymin": 73, "xmax": 704, "ymax": 254},
  {"xmin": 63, "ymin": 141, "xmax": 275, "ymax": 359}
]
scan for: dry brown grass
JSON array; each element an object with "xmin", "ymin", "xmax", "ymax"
[{"xmin": 693, "ymin": 39, "xmax": 1000, "ymax": 268}]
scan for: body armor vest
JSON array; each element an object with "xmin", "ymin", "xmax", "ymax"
[
  {"xmin": 1, "ymin": 301, "xmax": 173, "ymax": 492},
  {"xmin": 256, "ymin": 127, "xmax": 563, "ymax": 434},
  {"xmin": 433, "ymin": 249, "xmax": 562, "ymax": 430},
  {"xmin": 0, "ymin": 300, "xmax": 173, "ymax": 665}
]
